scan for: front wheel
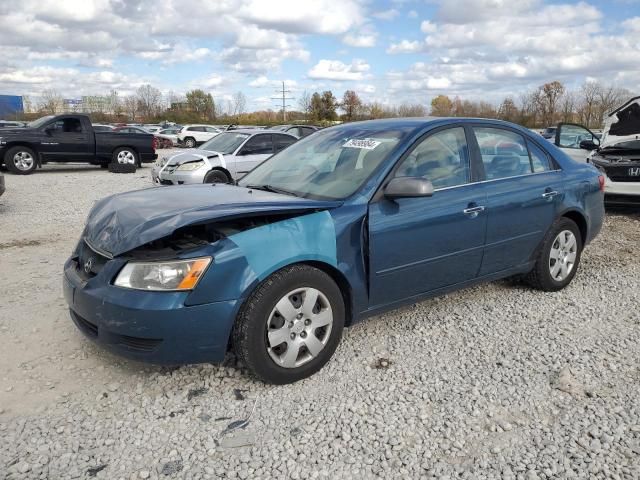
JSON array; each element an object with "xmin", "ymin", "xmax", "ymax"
[
  {"xmin": 184, "ymin": 137, "xmax": 196, "ymax": 148},
  {"xmin": 4, "ymin": 146, "xmax": 37, "ymax": 174},
  {"xmin": 525, "ymin": 217, "xmax": 582, "ymax": 292},
  {"xmin": 233, "ymin": 265, "xmax": 345, "ymax": 384},
  {"xmin": 203, "ymin": 169, "xmax": 230, "ymax": 184}
]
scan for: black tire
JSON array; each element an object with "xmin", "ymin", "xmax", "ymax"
[
  {"xmin": 203, "ymin": 169, "xmax": 230, "ymax": 184},
  {"xmin": 232, "ymin": 264, "xmax": 345, "ymax": 384},
  {"xmin": 4, "ymin": 146, "xmax": 37, "ymax": 175},
  {"xmin": 525, "ymin": 217, "xmax": 583, "ymax": 292},
  {"xmin": 184, "ymin": 137, "xmax": 196, "ymax": 148},
  {"xmin": 108, "ymin": 162, "xmax": 136, "ymax": 173},
  {"xmin": 110, "ymin": 148, "xmax": 138, "ymax": 173}
]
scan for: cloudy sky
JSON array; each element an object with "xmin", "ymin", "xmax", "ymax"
[{"xmin": 0, "ymin": 0, "xmax": 639, "ymax": 110}]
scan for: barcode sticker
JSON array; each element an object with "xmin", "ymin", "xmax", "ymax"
[{"xmin": 342, "ymin": 138, "xmax": 381, "ymax": 150}]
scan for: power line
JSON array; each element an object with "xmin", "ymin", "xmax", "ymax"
[{"xmin": 271, "ymin": 81, "xmax": 295, "ymax": 122}]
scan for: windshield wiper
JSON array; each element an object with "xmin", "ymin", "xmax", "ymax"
[{"xmin": 245, "ymin": 184, "xmax": 299, "ymax": 197}]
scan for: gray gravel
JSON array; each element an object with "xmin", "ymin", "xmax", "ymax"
[{"xmin": 0, "ymin": 161, "xmax": 639, "ymax": 479}]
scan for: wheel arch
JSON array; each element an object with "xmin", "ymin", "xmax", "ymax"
[
  {"xmin": 205, "ymin": 166, "xmax": 232, "ymax": 182},
  {"xmin": 112, "ymin": 145, "xmax": 139, "ymax": 156},
  {"xmin": 297, "ymin": 260, "xmax": 354, "ymax": 327},
  {"xmin": 3, "ymin": 142, "xmax": 41, "ymax": 166},
  {"xmin": 559, "ymin": 209, "xmax": 588, "ymax": 245}
]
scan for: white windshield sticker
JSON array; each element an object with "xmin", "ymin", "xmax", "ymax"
[{"xmin": 342, "ymin": 138, "xmax": 381, "ymax": 150}]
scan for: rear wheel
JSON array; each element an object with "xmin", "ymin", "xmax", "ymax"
[
  {"xmin": 525, "ymin": 217, "xmax": 582, "ymax": 291},
  {"xmin": 232, "ymin": 264, "xmax": 345, "ymax": 384},
  {"xmin": 203, "ymin": 169, "xmax": 230, "ymax": 184},
  {"xmin": 109, "ymin": 147, "xmax": 138, "ymax": 173},
  {"xmin": 4, "ymin": 146, "xmax": 37, "ymax": 174}
]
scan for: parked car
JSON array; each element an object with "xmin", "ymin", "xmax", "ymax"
[
  {"xmin": 114, "ymin": 126, "xmax": 150, "ymax": 135},
  {"xmin": 0, "ymin": 114, "xmax": 157, "ymax": 174},
  {"xmin": 540, "ymin": 127, "xmax": 557, "ymax": 139},
  {"xmin": 64, "ymin": 118, "xmax": 604, "ymax": 383},
  {"xmin": 144, "ymin": 126, "xmax": 163, "ymax": 134},
  {"xmin": 270, "ymin": 124, "xmax": 320, "ymax": 138},
  {"xmin": 0, "ymin": 171, "xmax": 4, "ymax": 197},
  {"xmin": 0, "ymin": 120, "xmax": 26, "ymax": 128},
  {"xmin": 152, "ymin": 129, "xmax": 297, "ymax": 185},
  {"xmin": 92, "ymin": 124, "xmax": 115, "ymax": 132},
  {"xmin": 584, "ymin": 97, "xmax": 640, "ymax": 205},
  {"xmin": 177, "ymin": 125, "xmax": 222, "ymax": 148},
  {"xmin": 155, "ymin": 127, "xmax": 181, "ymax": 148}
]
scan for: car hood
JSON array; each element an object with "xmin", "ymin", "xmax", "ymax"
[
  {"xmin": 83, "ymin": 184, "xmax": 341, "ymax": 257},
  {"xmin": 166, "ymin": 149, "xmax": 223, "ymax": 165},
  {"xmin": 600, "ymin": 96, "xmax": 640, "ymax": 149}
]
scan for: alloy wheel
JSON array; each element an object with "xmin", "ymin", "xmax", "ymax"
[
  {"xmin": 549, "ymin": 230, "xmax": 577, "ymax": 282},
  {"xmin": 13, "ymin": 151, "xmax": 34, "ymax": 171},
  {"xmin": 117, "ymin": 150, "xmax": 135, "ymax": 165}
]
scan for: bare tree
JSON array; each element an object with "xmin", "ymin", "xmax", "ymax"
[
  {"xmin": 40, "ymin": 89, "xmax": 63, "ymax": 114},
  {"xmin": 298, "ymin": 90, "xmax": 312, "ymax": 119},
  {"xmin": 397, "ymin": 102, "xmax": 426, "ymax": 117},
  {"xmin": 231, "ymin": 91, "xmax": 247, "ymax": 119},
  {"xmin": 342, "ymin": 90, "xmax": 363, "ymax": 121},
  {"xmin": 136, "ymin": 84, "xmax": 162, "ymax": 119},
  {"xmin": 123, "ymin": 95, "xmax": 138, "ymax": 121},
  {"xmin": 536, "ymin": 81, "xmax": 565, "ymax": 126}
]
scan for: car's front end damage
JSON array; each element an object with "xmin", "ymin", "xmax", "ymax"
[
  {"xmin": 588, "ymin": 96, "xmax": 640, "ymax": 205},
  {"xmin": 63, "ymin": 184, "xmax": 344, "ymax": 364},
  {"xmin": 151, "ymin": 150, "xmax": 226, "ymax": 185}
]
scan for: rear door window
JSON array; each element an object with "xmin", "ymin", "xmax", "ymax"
[
  {"xmin": 273, "ymin": 134, "xmax": 296, "ymax": 153},
  {"xmin": 473, "ymin": 127, "xmax": 532, "ymax": 180}
]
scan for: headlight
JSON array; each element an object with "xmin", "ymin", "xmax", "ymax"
[
  {"xmin": 176, "ymin": 160, "xmax": 205, "ymax": 171},
  {"xmin": 114, "ymin": 257, "xmax": 211, "ymax": 291}
]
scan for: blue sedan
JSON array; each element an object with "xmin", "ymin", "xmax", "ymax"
[{"xmin": 63, "ymin": 118, "xmax": 605, "ymax": 384}]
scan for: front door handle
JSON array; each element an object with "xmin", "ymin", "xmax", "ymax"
[
  {"xmin": 542, "ymin": 190, "xmax": 559, "ymax": 199},
  {"xmin": 463, "ymin": 205, "xmax": 485, "ymax": 218}
]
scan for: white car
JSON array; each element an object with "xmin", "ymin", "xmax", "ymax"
[
  {"xmin": 177, "ymin": 125, "xmax": 222, "ymax": 148},
  {"xmin": 552, "ymin": 97, "xmax": 640, "ymax": 205},
  {"xmin": 155, "ymin": 127, "xmax": 181, "ymax": 147},
  {"xmin": 151, "ymin": 129, "xmax": 297, "ymax": 185}
]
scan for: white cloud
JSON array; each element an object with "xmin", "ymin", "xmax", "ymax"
[
  {"xmin": 343, "ymin": 33, "xmax": 377, "ymax": 47},
  {"xmin": 249, "ymin": 76, "xmax": 270, "ymax": 87},
  {"xmin": 372, "ymin": 9, "xmax": 400, "ymax": 20},
  {"xmin": 420, "ymin": 20, "xmax": 437, "ymax": 33},
  {"xmin": 308, "ymin": 59, "xmax": 371, "ymax": 81},
  {"xmin": 387, "ymin": 39, "xmax": 423, "ymax": 54}
]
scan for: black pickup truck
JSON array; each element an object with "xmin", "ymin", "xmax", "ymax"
[{"xmin": 0, "ymin": 114, "xmax": 157, "ymax": 174}]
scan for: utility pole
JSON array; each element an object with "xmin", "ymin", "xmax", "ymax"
[{"xmin": 271, "ymin": 81, "xmax": 294, "ymax": 122}]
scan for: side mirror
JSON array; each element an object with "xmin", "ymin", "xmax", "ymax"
[
  {"xmin": 384, "ymin": 177, "xmax": 434, "ymax": 199},
  {"xmin": 579, "ymin": 139, "xmax": 598, "ymax": 151}
]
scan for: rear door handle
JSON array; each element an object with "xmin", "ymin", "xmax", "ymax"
[
  {"xmin": 463, "ymin": 205, "xmax": 485, "ymax": 218},
  {"xmin": 542, "ymin": 190, "xmax": 559, "ymax": 199}
]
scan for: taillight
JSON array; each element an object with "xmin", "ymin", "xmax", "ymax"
[
  {"xmin": 598, "ymin": 175, "xmax": 605, "ymax": 191},
  {"xmin": 152, "ymin": 136, "xmax": 158, "ymax": 151}
]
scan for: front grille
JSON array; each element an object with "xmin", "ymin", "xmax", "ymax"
[
  {"xmin": 76, "ymin": 240, "xmax": 109, "ymax": 279},
  {"xmin": 115, "ymin": 334, "xmax": 162, "ymax": 352},
  {"xmin": 609, "ymin": 175, "xmax": 640, "ymax": 183},
  {"xmin": 164, "ymin": 165, "xmax": 177, "ymax": 174},
  {"xmin": 71, "ymin": 310, "xmax": 98, "ymax": 338}
]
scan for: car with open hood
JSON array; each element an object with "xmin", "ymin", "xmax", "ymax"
[
  {"xmin": 64, "ymin": 118, "xmax": 604, "ymax": 384},
  {"xmin": 549, "ymin": 97, "xmax": 640, "ymax": 205},
  {"xmin": 151, "ymin": 129, "xmax": 297, "ymax": 185}
]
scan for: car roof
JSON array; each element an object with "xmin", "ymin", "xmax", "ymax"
[{"xmin": 227, "ymin": 128, "xmax": 296, "ymax": 136}]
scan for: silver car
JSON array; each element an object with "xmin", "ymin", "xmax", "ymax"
[{"xmin": 151, "ymin": 129, "xmax": 297, "ymax": 185}]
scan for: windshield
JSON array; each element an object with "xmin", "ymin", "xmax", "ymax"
[
  {"xmin": 200, "ymin": 132, "xmax": 250, "ymax": 154},
  {"xmin": 28, "ymin": 115, "xmax": 55, "ymax": 128},
  {"xmin": 239, "ymin": 125, "xmax": 407, "ymax": 200}
]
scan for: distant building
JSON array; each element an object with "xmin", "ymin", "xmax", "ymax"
[{"xmin": 0, "ymin": 95, "xmax": 24, "ymax": 118}]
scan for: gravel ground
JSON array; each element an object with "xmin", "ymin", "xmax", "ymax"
[{"xmin": 0, "ymin": 160, "xmax": 639, "ymax": 479}]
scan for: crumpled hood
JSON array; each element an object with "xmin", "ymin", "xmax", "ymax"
[
  {"xmin": 83, "ymin": 184, "xmax": 341, "ymax": 257},
  {"xmin": 166, "ymin": 149, "xmax": 220, "ymax": 165},
  {"xmin": 600, "ymin": 96, "xmax": 640, "ymax": 149}
]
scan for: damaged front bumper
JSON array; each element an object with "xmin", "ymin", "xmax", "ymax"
[
  {"xmin": 590, "ymin": 157, "xmax": 640, "ymax": 205},
  {"xmin": 63, "ymin": 256, "xmax": 239, "ymax": 364}
]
